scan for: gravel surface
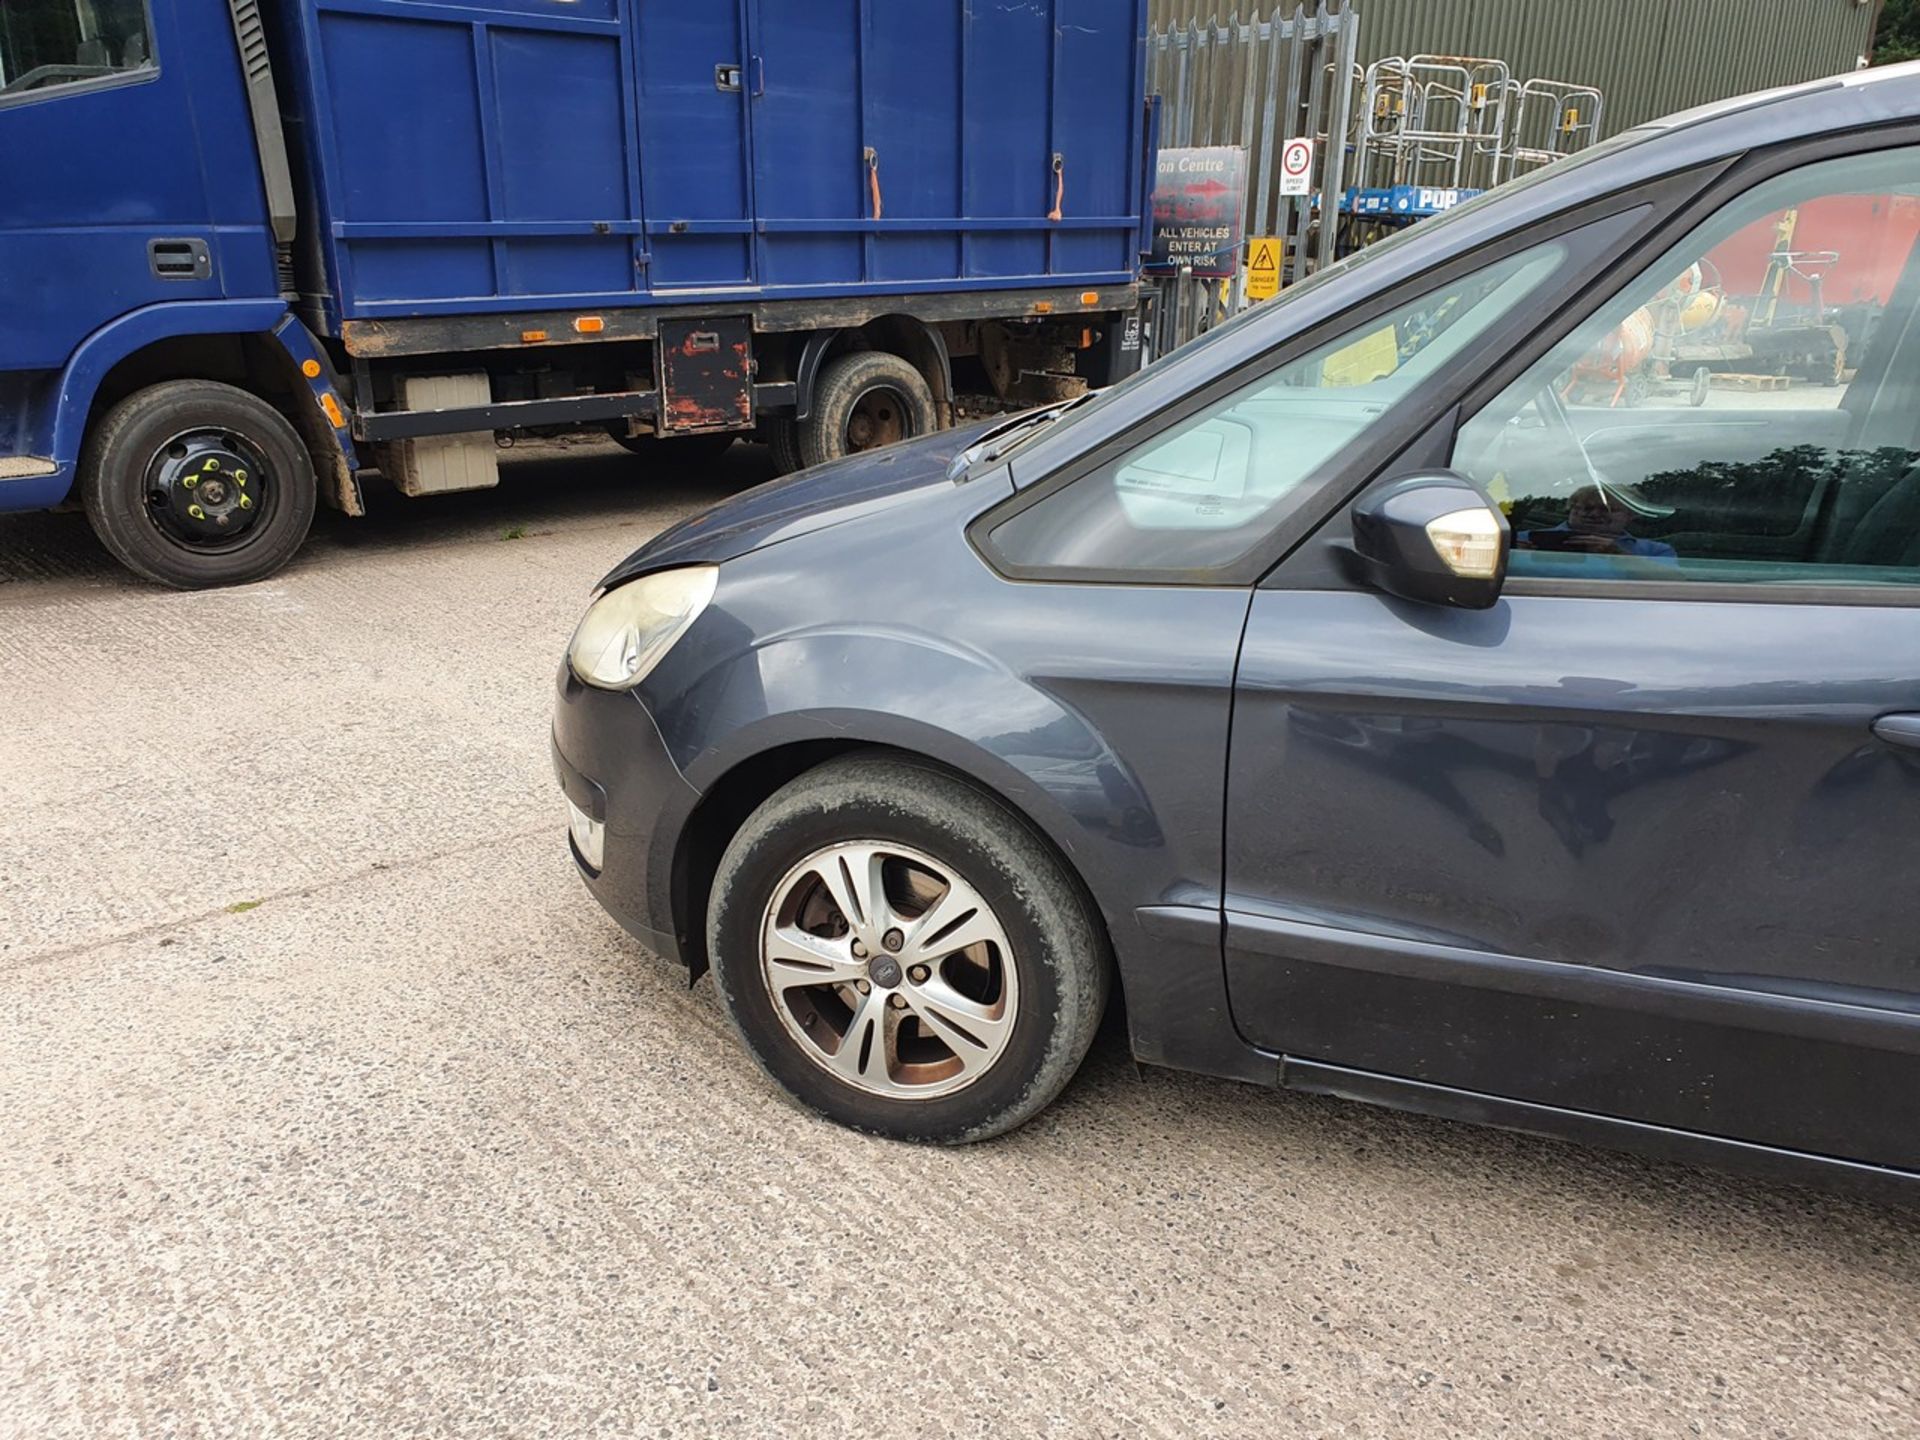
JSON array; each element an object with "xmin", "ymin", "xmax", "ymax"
[{"xmin": 3, "ymin": 439, "xmax": 1916, "ymax": 1438}]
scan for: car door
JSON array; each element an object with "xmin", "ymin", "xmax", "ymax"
[
  {"xmin": 1225, "ymin": 139, "xmax": 1920, "ymax": 1172},
  {"xmin": 966, "ymin": 209, "xmax": 1630, "ymax": 1080}
]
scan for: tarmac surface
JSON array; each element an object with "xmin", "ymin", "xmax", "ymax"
[{"xmin": 3, "ymin": 439, "xmax": 1916, "ymax": 1438}]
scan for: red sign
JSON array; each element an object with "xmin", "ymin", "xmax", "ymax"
[{"xmin": 1145, "ymin": 146, "xmax": 1247, "ymax": 279}]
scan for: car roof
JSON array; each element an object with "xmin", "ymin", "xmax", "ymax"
[
  {"xmin": 1627, "ymin": 59, "xmax": 1914, "ymax": 139},
  {"xmin": 1455, "ymin": 58, "xmax": 1920, "ymax": 214}
]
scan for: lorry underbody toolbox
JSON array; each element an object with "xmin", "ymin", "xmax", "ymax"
[{"xmin": 660, "ymin": 318, "xmax": 754, "ymax": 434}]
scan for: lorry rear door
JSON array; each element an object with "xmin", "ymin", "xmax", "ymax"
[{"xmin": 634, "ymin": 1, "xmax": 756, "ymax": 292}]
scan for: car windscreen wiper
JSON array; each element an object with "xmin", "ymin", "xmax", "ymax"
[{"xmin": 948, "ymin": 391, "xmax": 1099, "ymax": 480}]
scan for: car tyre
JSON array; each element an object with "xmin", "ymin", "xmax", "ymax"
[
  {"xmin": 708, "ymin": 753, "xmax": 1109, "ymax": 1143},
  {"xmin": 81, "ymin": 379, "xmax": 316, "ymax": 589},
  {"xmin": 798, "ymin": 351, "xmax": 937, "ymax": 469}
]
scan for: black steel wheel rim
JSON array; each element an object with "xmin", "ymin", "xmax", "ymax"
[{"xmin": 143, "ymin": 428, "xmax": 276, "ymax": 551}]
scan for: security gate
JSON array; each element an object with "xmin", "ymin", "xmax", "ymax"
[{"xmin": 1145, "ymin": 3, "xmax": 1361, "ymax": 353}]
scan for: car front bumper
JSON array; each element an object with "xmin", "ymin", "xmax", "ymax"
[{"xmin": 551, "ymin": 666, "xmax": 703, "ymax": 964}]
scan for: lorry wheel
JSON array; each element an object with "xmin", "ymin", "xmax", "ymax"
[
  {"xmin": 80, "ymin": 380, "xmax": 317, "ymax": 590},
  {"xmin": 764, "ymin": 417, "xmax": 805, "ymax": 476},
  {"xmin": 799, "ymin": 352, "xmax": 937, "ymax": 469}
]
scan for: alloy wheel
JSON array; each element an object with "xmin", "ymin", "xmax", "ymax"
[{"xmin": 758, "ymin": 840, "xmax": 1018, "ymax": 1099}]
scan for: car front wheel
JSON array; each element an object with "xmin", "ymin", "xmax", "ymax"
[{"xmin": 707, "ymin": 754, "xmax": 1109, "ymax": 1143}]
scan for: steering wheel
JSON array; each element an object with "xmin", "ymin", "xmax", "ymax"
[
  {"xmin": 1476, "ymin": 378, "xmax": 1601, "ymax": 510},
  {"xmin": 1534, "ymin": 380, "xmax": 1599, "ymax": 479},
  {"xmin": 0, "ymin": 63, "xmax": 117, "ymax": 96}
]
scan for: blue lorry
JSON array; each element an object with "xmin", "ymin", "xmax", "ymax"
[{"xmin": 0, "ymin": 0, "xmax": 1151, "ymax": 586}]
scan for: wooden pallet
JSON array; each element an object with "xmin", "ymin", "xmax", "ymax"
[{"xmin": 1708, "ymin": 372, "xmax": 1793, "ymax": 392}]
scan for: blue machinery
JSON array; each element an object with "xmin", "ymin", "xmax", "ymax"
[{"xmin": 1336, "ymin": 57, "xmax": 1604, "ymax": 241}]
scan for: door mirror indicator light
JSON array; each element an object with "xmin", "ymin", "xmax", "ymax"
[
  {"xmin": 1425, "ymin": 506, "xmax": 1504, "ymax": 579},
  {"xmin": 1349, "ymin": 472, "xmax": 1509, "ymax": 609}
]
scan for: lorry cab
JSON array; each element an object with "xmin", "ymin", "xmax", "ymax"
[
  {"xmin": 0, "ymin": 0, "xmax": 1151, "ymax": 589},
  {"xmin": 1, "ymin": 0, "xmax": 329, "ymax": 586}
]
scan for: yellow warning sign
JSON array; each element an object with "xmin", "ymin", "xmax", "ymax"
[{"xmin": 1246, "ymin": 236, "xmax": 1282, "ymax": 301}]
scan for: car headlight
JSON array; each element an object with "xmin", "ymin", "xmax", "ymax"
[{"xmin": 567, "ymin": 565, "xmax": 717, "ymax": 690}]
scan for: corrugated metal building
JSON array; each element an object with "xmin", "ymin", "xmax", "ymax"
[{"xmin": 1149, "ymin": 0, "xmax": 1885, "ymax": 134}]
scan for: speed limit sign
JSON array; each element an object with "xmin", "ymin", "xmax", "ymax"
[{"xmin": 1279, "ymin": 136, "xmax": 1314, "ymax": 196}]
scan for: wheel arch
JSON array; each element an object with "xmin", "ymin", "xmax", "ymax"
[
  {"xmin": 792, "ymin": 316, "xmax": 952, "ymax": 427},
  {"xmin": 669, "ymin": 737, "xmax": 1120, "ymax": 1038},
  {"xmin": 51, "ymin": 302, "xmax": 361, "ymax": 514}
]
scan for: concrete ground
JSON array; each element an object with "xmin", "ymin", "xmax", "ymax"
[{"xmin": 2, "ymin": 440, "xmax": 1915, "ymax": 1439}]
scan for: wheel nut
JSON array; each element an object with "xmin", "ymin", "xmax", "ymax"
[
  {"xmin": 856, "ymin": 979, "xmax": 871, "ymax": 994},
  {"xmin": 851, "ymin": 939, "xmax": 867, "ymax": 958},
  {"xmin": 883, "ymin": 928, "xmax": 904, "ymax": 953},
  {"xmin": 908, "ymin": 964, "xmax": 930, "ymax": 984},
  {"xmin": 888, "ymin": 993, "xmax": 906, "ymax": 1009}
]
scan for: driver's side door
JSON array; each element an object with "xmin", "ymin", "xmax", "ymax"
[
  {"xmin": 0, "ymin": 0, "xmax": 252, "ymax": 375},
  {"xmin": 1224, "ymin": 139, "xmax": 1920, "ymax": 1171}
]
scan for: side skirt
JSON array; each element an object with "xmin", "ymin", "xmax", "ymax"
[{"xmin": 1282, "ymin": 1057, "xmax": 1920, "ymax": 1205}]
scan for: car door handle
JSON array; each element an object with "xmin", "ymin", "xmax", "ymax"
[{"xmin": 1871, "ymin": 713, "xmax": 1920, "ymax": 750}]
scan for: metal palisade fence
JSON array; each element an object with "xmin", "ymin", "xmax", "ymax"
[{"xmin": 1146, "ymin": 3, "xmax": 1361, "ymax": 353}]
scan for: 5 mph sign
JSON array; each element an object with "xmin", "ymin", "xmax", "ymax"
[{"xmin": 1278, "ymin": 136, "xmax": 1314, "ymax": 197}]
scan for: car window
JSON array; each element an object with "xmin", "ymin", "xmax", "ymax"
[
  {"xmin": 985, "ymin": 240, "xmax": 1567, "ymax": 577},
  {"xmin": 0, "ymin": 0, "xmax": 154, "ymax": 103},
  {"xmin": 1453, "ymin": 148, "xmax": 1920, "ymax": 587}
]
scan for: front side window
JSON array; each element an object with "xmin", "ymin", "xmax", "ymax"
[
  {"xmin": 1453, "ymin": 148, "xmax": 1920, "ymax": 587},
  {"xmin": 0, "ymin": 0, "xmax": 153, "ymax": 103},
  {"xmin": 985, "ymin": 239, "xmax": 1567, "ymax": 577}
]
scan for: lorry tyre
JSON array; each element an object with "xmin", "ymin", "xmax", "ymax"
[
  {"xmin": 799, "ymin": 352, "xmax": 937, "ymax": 469},
  {"xmin": 764, "ymin": 416, "xmax": 806, "ymax": 476},
  {"xmin": 80, "ymin": 380, "xmax": 317, "ymax": 590}
]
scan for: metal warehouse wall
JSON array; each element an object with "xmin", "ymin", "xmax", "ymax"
[{"xmin": 1149, "ymin": 0, "xmax": 1883, "ymax": 134}]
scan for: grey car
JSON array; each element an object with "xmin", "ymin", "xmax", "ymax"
[{"xmin": 555, "ymin": 65, "xmax": 1920, "ymax": 1199}]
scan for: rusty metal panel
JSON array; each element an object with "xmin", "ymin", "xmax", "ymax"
[
  {"xmin": 659, "ymin": 318, "xmax": 753, "ymax": 434},
  {"xmin": 1151, "ymin": 0, "xmax": 1881, "ymax": 135}
]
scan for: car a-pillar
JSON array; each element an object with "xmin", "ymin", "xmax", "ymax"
[{"xmin": 73, "ymin": 331, "xmax": 350, "ymax": 589}]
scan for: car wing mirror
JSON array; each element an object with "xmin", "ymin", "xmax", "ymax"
[{"xmin": 1348, "ymin": 471, "xmax": 1508, "ymax": 610}]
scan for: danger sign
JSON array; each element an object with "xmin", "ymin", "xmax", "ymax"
[
  {"xmin": 1246, "ymin": 236, "xmax": 1282, "ymax": 300},
  {"xmin": 1279, "ymin": 136, "xmax": 1314, "ymax": 196}
]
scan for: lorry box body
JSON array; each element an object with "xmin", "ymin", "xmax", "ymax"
[
  {"xmin": 278, "ymin": 0, "xmax": 1148, "ymax": 322},
  {"xmin": 0, "ymin": 0, "xmax": 1152, "ymax": 587}
]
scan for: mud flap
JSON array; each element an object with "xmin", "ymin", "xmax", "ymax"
[{"xmin": 270, "ymin": 314, "xmax": 365, "ymax": 516}]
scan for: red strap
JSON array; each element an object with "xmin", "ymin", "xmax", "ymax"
[{"xmin": 865, "ymin": 148, "xmax": 883, "ymax": 221}]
